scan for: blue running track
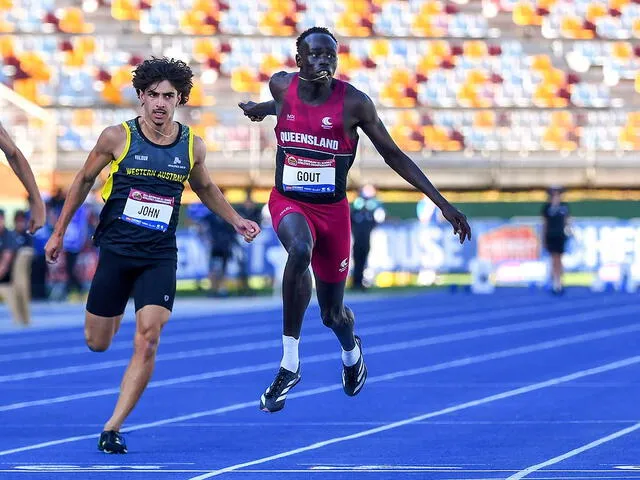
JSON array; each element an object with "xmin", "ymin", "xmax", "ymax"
[{"xmin": 0, "ymin": 288, "xmax": 639, "ymax": 479}]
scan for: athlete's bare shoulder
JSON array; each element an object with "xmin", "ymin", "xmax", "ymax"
[
  {"xmin": 343, "ymin": 83, "xmax": 376, "ymax": 123},
  {"xmin": 269, "ymin": 71, "xmax": 295, "ymax": 101},
  {"xmin": 94, "ymin": 123, "xmax": 127, "ymax": 157},
  {"xmin": 191, "ymin": 134, "xmax": 207, "ymax": 163}
]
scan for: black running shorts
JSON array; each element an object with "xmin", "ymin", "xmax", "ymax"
[
  {"xmin": 545, "ymin": 234, "xmax": 567, "ymax": 254},
  {"xmin": 86, "ymin": 248, "xmax": 177, "ymax": 317}
]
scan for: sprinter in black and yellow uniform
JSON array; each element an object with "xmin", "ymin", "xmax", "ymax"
[{"xmin": 45, "ymin": 58, "xmax": 261, "ymax": 454}]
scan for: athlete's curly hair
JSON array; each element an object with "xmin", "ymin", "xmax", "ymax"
[
  {"xmin": 296, "ymin": 27, "xmax": 338, "ymax": 54},
  {"xmin": 132, "ymin": 57, "xmax": 193, "ymax": 105}
]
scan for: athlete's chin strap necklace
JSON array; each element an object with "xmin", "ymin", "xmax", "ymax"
[
  {"xmin": 299, "ymin": 72, "xmax": 330, "ymax": 82},
  {"xmin": 141, "ymin": 116, "xmax": 177, "ymax": 139}
]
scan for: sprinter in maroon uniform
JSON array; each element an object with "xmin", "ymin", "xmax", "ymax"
[{"xmin": 239, "ymin": 27, "xmax": 472, "ymax": 413}]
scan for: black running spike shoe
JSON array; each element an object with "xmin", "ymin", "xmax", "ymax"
[
  {"xmin": 260, "ymin": 366, "xmax": 301, "ymax": 413},
  {"xmin": 98, "ymin": 430, "xmax": 127, "ymax": 454},
  {"xmin": 342, "ymin": 336, "xmax": 367, "ymax": 397}
]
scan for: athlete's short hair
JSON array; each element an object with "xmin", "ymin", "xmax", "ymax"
[
  {"xmin": 296, "ymin": 27, "xmax": 338, "ymax": 54},
  {"xmin": 132, "ymin": 57, "xmax": 193, "ymax": 105}
]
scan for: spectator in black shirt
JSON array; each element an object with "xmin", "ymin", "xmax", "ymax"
[
  {"xmin": 542, "ymin": 186, "xmax": 570, "ymax": 294},
  {"xmin": 0, "ymin": 209, "xmax": 23, "ymax": 324},
  {"xmin": 235, "ymin": 190, "xmax": 262, "ymax": 295}
]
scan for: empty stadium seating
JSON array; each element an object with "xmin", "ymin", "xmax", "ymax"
[{"xmin": 0, "ymin": 0, "xmax": 638, "ymax": 155}]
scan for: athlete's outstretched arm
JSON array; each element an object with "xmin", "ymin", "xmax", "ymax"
[
  {"xmin": 238, "ymin": 71, "xmax": 291, "ymax": 122},
  {"xmin": 45, "ymin": 126, "xmax": 122, "ymax": 263},
  {"xmin": 353, "ymin": 92, "xmax": 471, "ymax": 243},
  {"xmin": 188, "ymin": 136, "xmax": 260, "ymax": 242},
  {"xmin": 238, "ymin": 100, "xmax": 276, "ymax": 122},
  {"xmin": 0, "ymin": 123, "xmax": 45, "ymax": 234}
]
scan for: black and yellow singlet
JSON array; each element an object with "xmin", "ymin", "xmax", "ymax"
[{"xmin": 93, "ymin": 117, "xmax": 194, "ymax": 259}]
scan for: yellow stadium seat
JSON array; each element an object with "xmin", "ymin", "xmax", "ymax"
[
  {"xmin": 542, "ymin": 67, "xmax": 566, "ymax": 87},
  {"xmin": 635, "ymin": 72, "xmax": 640, "ymax": 93},
  {"xmin": 337, "ymin": 52, "xmax": 362, "ymax": 75},
  {"xmin": 537, "ymin": 0, "xmax": 557, "ymax": 10},
  {"xmin": 611, "ymin": 41, "xmax": 632, "ymax": 61},
  {"xmin": 13, "ymin": 78, "xmax": 38, "ymax": 104},
  {"xmin": 550, "ymin": 110, "xmax": 574, "ymax": 129},
  {"xmin": 343, "ymin": 0, "xmax": 370, "ymax": 15},
  {"xmin": 585, "ymin": 3, "xmax": 608, "ymax": 22},
  {"xmin": 513, "ymin": 2, "xmax": 542, "ymax": 26},
  {"xmin": 428, "ymin": 40, "xmax": 450, "ymax": 59},
  {"xmin": 560, "ymin": 15, "xmax": 594, "ymax": 39},
  {"xmin": 369, "ymin": 39, "xmax": 390, "ymax": 60},
  {"xmin": 0, "ymin": 35, "xmax": 14, "ymax": 58},
  {"xmin": 463, "ymin": 40, "xmax": 488, "ymax": 59},
  {"xmin": 111, "ymin": 65, "xmax": 133, "ymax": 89},
  {"xmin": 609, "ymin": 0, "xmax": 630, "ymax": 10},
  {"xmin": 530, "ymin": 54, "xmax": 552, "ymax": 72},
  {"xmin": 111, "ymin": 0, "xmax": 140, "ymax": 21},
  {"xmin": 628, "ymin": 112, "xmax": 640, "ymax": 127},
  {"xmin": 389, "ymin": 124, "xmax": 421, "ymax": 152},
  {"xmin": 0, "ymin": 0, "xmax": 12, "ymax": 10},
  {"xmin": 467, "ymin": 69, "xmax": 488, "ymax": 85},
  {"xmin": 19, "ymin": 52, "xmax": 51, "ymax": 82},
  {"xmin": 72, "ymin": 109, "xmax": 95, "ymax": 127},
  {"xmin": 473, "ymin": 111, "xmax": 496, "ymax": 129},
  {"xmin": 633, "ymin": 18, "xmax": 640, "ymax": 38},
  {"xmin": 416, "ymin": 54, "xmax": 440, "ymax": 75},
  {"xmin": 194, "ymin": 0, "xmax": 219, "ymax": 14},
  {"xmin": 231, "ymin": 68, "xmax": 260, "ymax": 93},
  {"xmin": 102, "ymin": 82, "xmax": 123, "ymax": 105},
  {"xmin": 420, "ymin": 0, "xmax": 443, "ymax": 15},
  {"xmin": 59, "ymin": 7, "xmax": 94, "ymax": 34},
  {"xmin": 619, "ymin": 124, "xmax": 640, "ymax": 150},
  {"xmin": 260, "ymin": 54, "xmax": 284, "ymax": 76}
]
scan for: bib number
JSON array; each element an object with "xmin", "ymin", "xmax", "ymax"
[
  {"xmin": 282, "ymin": 154, "xmax": 335, "ymax": 194},
  {"xmin": 121, "ymin": 189, "xmax": 174, "ymax": 232}
]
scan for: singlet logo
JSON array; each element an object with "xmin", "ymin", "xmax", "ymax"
[
  {"xmin": 287, "ymin": 114, "xmax": 295, "ymax": 121},
  {"xmin": 174, "ymin": 157, "xmax": 181, "ymax": 164},
  {"xmin": 134, "ymin": 154, "xmax": 148, "ymax": 161},
  {"xmin": 321, "ymin": 117, "xmax": 333, "ymax": 129}
]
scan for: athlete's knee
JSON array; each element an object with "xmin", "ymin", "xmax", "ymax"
[
  {"xmin": 133, "ymin": 324, "xmax": 162, "ymax": 359},
  {"xmin": 287, "ymin": 241, "xmax": 312, "ymax": 269},
  {"xmin": 321, "ymin": 305, "xmax": 353, "ymax": 330},
  {"xmin": 85, "ymin": 328, "xmax": 111, "ymax": 352}
]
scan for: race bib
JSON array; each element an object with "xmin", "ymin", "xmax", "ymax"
[
  {"xmin": 121, "ymin": 189, "xmax": 174, "ymax": 232},
  {"xmin": 282, "ymin": 154, "xmax": 335, "ymax": 194}
]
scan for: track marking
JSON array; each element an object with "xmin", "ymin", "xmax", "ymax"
[
  {"xmin": 506, "ymin": 422, "xmax": 640, "ymax": 479},
  {"xmin": 1, "ymin": 323, "xmax": 639, "ymax": 456},
  {"xmin": 187, "ymin": 356, "xmax": 640, "ymax": 479}
]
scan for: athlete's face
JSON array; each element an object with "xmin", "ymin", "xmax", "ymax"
[
  {"xmin": 139, "ymin": 80, "xmax": 181, "ymax": 125},
  {"xmin": 296, "ymin": 33, "xmax": 337, "ymax": 84}
]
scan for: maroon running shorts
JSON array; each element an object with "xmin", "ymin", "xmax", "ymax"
[{"xmin": 268, "ymin": 188, "xmax": 351, "ymax": 283}]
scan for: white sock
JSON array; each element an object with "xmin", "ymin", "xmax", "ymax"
[
  {"xmin": 342, "ymin": 341, "xmax": 361, "ymax": 367},
  {"xmin": 280, "ymin": 335, "xmax": 299, "ymax": 372}
]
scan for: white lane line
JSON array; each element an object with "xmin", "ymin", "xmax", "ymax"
[
  {"xmin": 1, "ymin": 301, "xmax": 638, "ymax": 384},
  {"xmin": 0, "ymin": 293, "xmax": 580, "ymax": 361},
  {"xmin": 187, "ymin": 355, "xmax": 640, "ymax": 479},
  {"xmin": 0, "ymin": 292, "xmax": 475, "ymax": 345},
  {"xmin": 506, "ymin": 422, "xmax": 640, "ymax": 479},
  {"xmin": 2, "ymin": 308, "xmax": 639, "ymax": 412},
  {"xmin": 1, "ymin": 321, "xmax": 639, "ymax": 455}
]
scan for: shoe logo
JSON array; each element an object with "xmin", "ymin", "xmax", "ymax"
[
  {"xmin": 287, "ymin": 114, "xmax": 295, "ymax": 121},
  {"xmin": 339, "ymin": 257, "xmax": 349, "ymax": 272},
  {"xmin": 321, "ymin": 116, "xmax": 333, "ymax": 129}
]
